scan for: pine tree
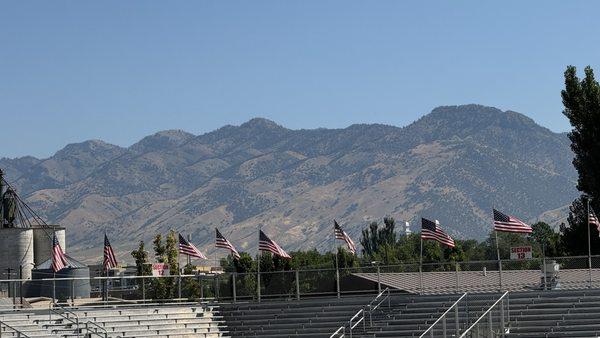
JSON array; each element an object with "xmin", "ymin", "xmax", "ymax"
[{"xmin": 560, "ymin": 66, "xmax": 600, "ymax": 254}]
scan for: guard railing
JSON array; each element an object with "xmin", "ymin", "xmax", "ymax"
[
  {"xmin": 0, "ymin": 320, "xmax": 31, "ymax": 338},
  {"xmin": 419, "ymin": 292, "xmax": 468, "ymax": 338},
  {"xmin": 459, "ymin": 291, "xmax": 510, "ymax": 338}
]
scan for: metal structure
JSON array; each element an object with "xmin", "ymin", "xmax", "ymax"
[
  {"xmin": 420, "ymin": 292, "xmax": 468, "ymax": 338},
  {"xmin": 460, "ymin": 291, "xmax": 510, "ymax": 338}
]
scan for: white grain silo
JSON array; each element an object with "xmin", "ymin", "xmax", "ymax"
[
  {"xmin": 0, "ymin": 227, "xmax": 35, "ymax": 280},
  {"xmin": 32, "ymin": 225, "xmax": 66, "ymax": 267}
]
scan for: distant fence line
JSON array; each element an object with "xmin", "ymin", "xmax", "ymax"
[{"xmin": 1, "ymin": 255, "xmax": 600, "ymax": 303}]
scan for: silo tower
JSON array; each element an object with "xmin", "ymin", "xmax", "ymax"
[{"xmin": 0, "ymin": 169, "xmax": 65, "ymax": 281}]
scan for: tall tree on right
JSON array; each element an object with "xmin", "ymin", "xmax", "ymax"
[{"xmin": 561, "ymin": 66, "xmax": 600, "ymax": 255}]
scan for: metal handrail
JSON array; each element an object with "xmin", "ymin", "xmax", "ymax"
[
  {"xmin": 52, "ymin": 303, "xmax": 110, "ymax": 338},
  {"xmin": 49, "ymin": 302, "xmax": 80, "ymax": 337},
  {"xmin": 348, "ymin": 309, "xmax": 365, "ymax": 338},
  {"xmin": 330, "ymin": 325, "xmax": 345, "ymax": 338},
  {"xmin": 367, "ymin": 287, "xmax": 390, "ymax": 326},
  {"xmin": 459, "ymin": 291, "xmax": 509, "ymax": 338},
  {"xmin": 419, "ymin": 292, "xmax": 468, "ymax": 337},
  {"xmin": 84, "ymin": 320, "xmax": 108, "ymax": 338},
  {"xmin": 0, "ymin": 319, "xmax": 31, "ymax": 338}
]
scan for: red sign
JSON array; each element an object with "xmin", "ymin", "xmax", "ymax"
[
  {"xmin": 152, "ymin": 263, "xmax": 170, "ymax": 276},
  {"xmin": 510, "ymin": 246, "xmax": 532, "ymax": 260}
]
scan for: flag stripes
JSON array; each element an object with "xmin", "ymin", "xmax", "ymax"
[
  {"xmin": 493, "ymin": 209, "xmax": 532, "ymax": 233},
  {"xmin": 178, "ymin": 234, "xmax": 207, "ymax": 259},
  {"xmin": 334, "ymin": 220, "xmax": 356, "ymax": 254},
  {"xmin": 51, "ymin": 233, "xmax": 68, "ymax": 272},
  {"xmin": 590, "ymin": 207, "xmax": 600, "ymax": 235},
  {"xmin": 103, "ymin": 234, "xmax": 118, "ymax": 271},
  {"xmin": 259, "ymin": 230, "xmax": 291, "ymax": 259},
  {"xmin": 421, "ymin": 218, "xmax": 455, "ymax": 248},
  {"xmin": 216, "ymin": 228, "xmax": 241, "ymax": 260}
]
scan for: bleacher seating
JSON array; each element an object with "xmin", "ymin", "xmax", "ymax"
[
  {"xmin": 219, "ymin": 288, "xmax": 600, "ymax": 337},
  {"xmin": 0, "ymin": 303, "xmax": 227, "ymax": 338},
  {"xmin": 6, "ymin": 288, "xmax": 600, "ymax": 337}
]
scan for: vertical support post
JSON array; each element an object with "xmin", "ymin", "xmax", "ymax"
[
  {"xmin": 455, "ymin": 301, "xmax": 460, "ymax": 337},
  {"xmin": 257, "ymin": 226, "xmax": 261, "ymax": 303},
  {"xmin": 442, "ymin": 315, "xmax": 447, "ymax": 338},
  {"xmin": 52, "ymin": 272, "xmax": 56, "ymax": 305},
  {"xmin": 295, "ymin": 270, "xmax": 300, "ymax": 300},
  {"xmin": 142, "ymin": 277, "xmax": 146, "ymax": 303},
  {"xmin": 495, "ymin": 230, "xmax": 503, "ymax": 291},
  {"xmin": 488, "ymin": 311, "xmax": 493, "ymax": 337},
  {"xmin": 334, "ymin": 226, "xmax": 340, "ymax": 299},
  {"xmin": 588, "ymin": 198, "xmax": 593, "ymax": 288},
  {"xmin": 70, "ymin": 278, "xmax": 74, "ymax": 305},
  {"xmin": 232, "ymin": 273, "xmax": 237, "ymax": 303},
  {"xmin": 199, "ymin": 276, "xmax": 204, "ymax": 300},
  {"xmin": 19, "ymin": 265, "xmax": 23, "ymax": 306},
  {"xmin": 542, "ymin": 249, "xmax": 547, "ymax": 290},
  {"xmin": 376, "ymin": 264, "xmax": 381, "ymax": 294},
  {"xmin": 215, "ymin": 274, "xmax": 219, "ymax": 300},
  {"xmin": 419, "ymin": 237, "xmax": 424, "ymax": 295},
  {"xmin": 500, "ymin": 297, "xmax": 506, "ymax": 337},
  {"xmin": 104, "ymin": 268, "xmax": 109, "ymax": 303},
  {"xmin": 178, "ymin": 276, "xmax": 182, "ymax": 301},
  {"xmin": 454, "ymin": 261, "xmax": 459, "ymax": 293}
]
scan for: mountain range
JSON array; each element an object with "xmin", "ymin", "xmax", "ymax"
[{"xmin": 0, "ymin": 105, "xmax": 578, "ymax": 263}]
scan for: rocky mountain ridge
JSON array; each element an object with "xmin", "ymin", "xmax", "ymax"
[{"xmin": 0, "ymin": 105, "xmax": 578, "ymax": 262}]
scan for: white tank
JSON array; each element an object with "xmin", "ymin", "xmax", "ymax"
[
  {"xmin": 32, "ymin": 226, "xmax": 66, "ymax": 267},
  {"xmin": 0, "ymin": 228, "xmax": 34, "ymax": 280}
]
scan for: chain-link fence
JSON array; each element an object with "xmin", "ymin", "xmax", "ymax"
[{"xmin": 2, "ymin": 255, "xmax": 600, "ymax": 305}]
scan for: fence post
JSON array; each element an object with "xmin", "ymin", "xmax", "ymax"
[
  {"xmin": 295, "ymin": 270, "xmax": 300, "ymax": 300},
  {"xmin": 542, "ymin": 256, "xmax": 547, "ymax": 290},
  {"xmin": 498, "ymin": 259, "xmax": 503, "ymax": 291},
  {"xmin": 442, "ymin": 315, "xmax": 447, "ymax": 338},
  {"xmin": 488, "ymin": 311, "xmax": 493, "ymax": 337},
  {"xmin": 71, "ymin": 279, "xmax": 75, "ymax": 305},
  {"xmin": 501, "ymin": 297, "xmax": 506, "ymax": 337},
  {"xmin": 455, "ymin": 301, "xmax": 460, "ymax": 336},
  {"xmin": 376, "ymin": 265, "xmax": 381, "ymax": 294},
  {"xmin": 336, "ymin": 267, "xmax": 340, "ymax": 299},
  {"xmin": 257, "ymin": 272, "xmax": 261, "ymax": 303},
  {"xmin": 142, "ymin": 277, "xmax": 146, "ymax": 302},
  {"xmin": 232, "ymin": 273, "xmax": 237, "ymax": 303},
  {"xmin": 178, "ymin": 276, "xmax": 182, "ymax": 301},
  {"xmin": 215, "ymin": 275, "xmax": 220, "ymax": 300},
  {"xmin": 199, "ymin": 276, "xmax": 204, "ymax": 300},
  {"xmin": 419, "ymin": 265, "xmax": 423, "ymax": 295},
  {"xmin": 455, "ymin": 262, "xmax": 459, "ymax": 293}
]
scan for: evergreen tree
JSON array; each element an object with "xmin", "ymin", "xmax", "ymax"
[{"xmin": 561, "ymin": 66, "xmax": 600, "ymax": 254}]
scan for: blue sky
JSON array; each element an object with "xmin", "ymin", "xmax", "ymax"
[{"xmin": 1, "ymin": 1, "xmax": 599, "ymax": 158}]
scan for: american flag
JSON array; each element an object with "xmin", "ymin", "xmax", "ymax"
[
  {"xmin": 421, "ymin": 218, "xmax": 455, "ymax": 248},
  {"xmin": 334, "ymin": 220, "xmax": 356, "ymax": 254},
  {"xmin": 493, "ymin": 209, "xmax": 532, "ymax": 233},
  {"xmin": 178, "ymin": 234, "xmax": 207, "ymax": 260},
  {"xmin": 51, "ymin": 233, "xmax": 68, "ymax": 272},
  {"xmin": 590, "ymin": 207, "xmax": 600, "ymax": 235},
  {"xmin": 103, "ymin": 234, "xmax": 118, "ymax": 271},
  {"xmin": 259, "ymin": 230, "xmax": 291, "ymax": 259},
  {"xmin": 215, "ymin": 228, "xmax": 241, "ymax": 260}
]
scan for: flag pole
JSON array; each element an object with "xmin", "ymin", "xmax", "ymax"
[
  {"xmin": 187, "ymin": 234, "xmax": 192, "ymax": 267},
  {"xmin": 588, "ymin": 198, "xmax": 592, "ymax": 288},
  {"xmin": 495, "ymin": 229, "xmax": 503, "ymax": 291},
  {"xmin": 419, "ymin": 235, "xmax": 423, "ymax": 295},
  {"xmin": 257, "ymin": 226, "xmax": 261, "ymax": 303},
  {"xmin": 333, "ymin": 221, "xmax": 340, "ymax": 299}
]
